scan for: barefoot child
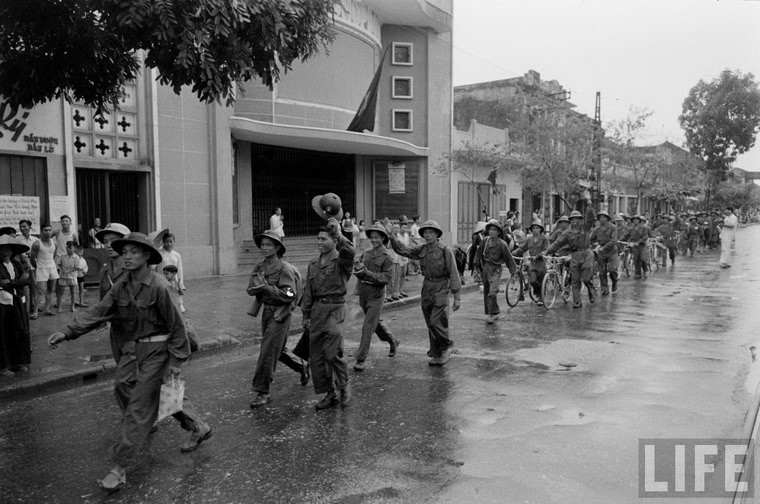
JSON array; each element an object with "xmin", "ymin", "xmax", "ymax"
[{"xmin": 57, "ymin": 241, "xmax": 81, "ymax": 312}]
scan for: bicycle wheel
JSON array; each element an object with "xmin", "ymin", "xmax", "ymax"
[
  {"xmin": 527, "ymin": 275, "xmax": 540, "ymax": 303},
  {"xmin": 505, "ymin": 272, "xmax": 523, "ymax": 307},
  {"xmin": 561, "ymin": 271, "xmax": 572, "ymax": 303},
  {"xmin": 542, "ymin": 271, "xmax": 559, "ymax": 309},
  {"xmin": 624, "ymin": 252, "xmax": 632, "ymax": 277}
]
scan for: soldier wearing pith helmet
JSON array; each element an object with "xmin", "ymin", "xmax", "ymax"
[
  {"xmin": 589, "ymin": 210, "xmax": 619, "ymax": 295},
  {"xmin": 385, "ymin": 219, "xmax": 461, "ymax": 366},
  {"xmin": 475, "ymin": 219, "xmax": 517, "ymax": 321},
  {"xmin": 547, "ymin": 210, "xmax": 596, "ymax": 308}
]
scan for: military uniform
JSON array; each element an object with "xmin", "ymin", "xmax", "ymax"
[
  {"xmin": 389, "ymin": 228, "xmax": 461, "ymax": 361},
  {"xmin": 476, "ymin": 234, "xmax": 518, "ymax": 315},
  {"xmin": 63, "ymin": 268, "xmax": 208, "ymax": 466},
  {"xmin": 512, "ymin": 234, "xmax": 547, "ymax": 302},
  {"xmin": 302, "ymin": 233, "xmax": 355, "ymax": 396},
  {"xmin": 654, "ymin": 222, "xmax": 677, "ymax": 265},
  {"xmin": 247, "ymin": 256, "xmax": 298, "ymax": 396},
  {"xmin": 622, "ymin": 221, "xmax": 652, "ymax": 278},
  {"xmin": 353, "ymin": 245, "xmax": 396, "ymax": 363},
  {"xmin": 547, "ymin": 223, "xmax": 595, "ymax": 307},
  {"xmin": 684, "ymin": 220, "xmax": 701, "ymax": 256},
  {"xmin": 589, "ymin": 222, "xmax": 619, "ymax": 294}
]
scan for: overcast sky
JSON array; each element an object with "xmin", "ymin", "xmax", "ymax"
[{"xmin": 452, "ymin": 0, "xmax": 760, "ymax": 171}]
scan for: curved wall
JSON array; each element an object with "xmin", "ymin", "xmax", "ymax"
[{"xmin": 234, "ymin": 0, "xmax": 381, "ymax": 130}]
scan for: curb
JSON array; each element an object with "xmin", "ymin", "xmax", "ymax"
[
  {"xmin": 0, "ymin": 334, "xmax": 242, "ymax": 400},
  {"xmin": 1, "ymin": 280, "xmax": 484, "ymax": 398}
]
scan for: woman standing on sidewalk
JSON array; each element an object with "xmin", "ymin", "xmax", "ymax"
[{"xmin": 0, "ymin": 236, "xmax": 31, "ymax": 375}]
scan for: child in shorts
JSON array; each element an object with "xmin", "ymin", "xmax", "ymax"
[
  {"xmin": 57, "ymin": 241, "xmax": 82, "ymax": 312},
  {"xmin": 75, "ymin": 244, "xmax": 89, "ymax": 307},
  {"xmin": 162, "ymin": 264, "xmax": 185, "ymax": 312}
]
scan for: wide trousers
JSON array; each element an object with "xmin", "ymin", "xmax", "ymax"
[
  {"xmin": 481, "ymin": 263, "xmax": 503, "ymax": 315},
  {"xmin": 632, "ymin": 244, "xmax": 649, "ymax": 277},
  {"xmin": 596, "ymin": 252, "xmax": 619, "ymax": 292},
  {"xmin": 309, "ymin": 303, "xmax": 349, "ymax": 395},
  {"xmin": 569, "ymin": 250, "xmax": 595, "ymax": 303},
  {"xmin": 356, "ymin": 284, "xmax": 394, "ymax": 362},
  {"xmin": 252, "ymin": 306, "xmax": 291, "ymax": 394},
  {"xmin": 420, "ymin": 279, "xmax": 452, "ymax": 358},
  {"xmin": 112, "ymin": 340, "xmax": 206, "ymax": 466}
]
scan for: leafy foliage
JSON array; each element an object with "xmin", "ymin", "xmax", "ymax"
[
  {"xmin": 511, "ymin": 104, "xmax": 595, "ymax": 207},
  {"xmin": 433, "ymin": 141, "xmax": 517, "ymax": 183},
  {"xmin": 679, "ymin": 70, "xmax": 760, "ymax": 183},
  {"xmin": 709, "ymin": 180, "xmax": 760, "ymax": 210},
  {"xmin": 0, "ymin": 0, "xmax": 337, "ymax": 111}
]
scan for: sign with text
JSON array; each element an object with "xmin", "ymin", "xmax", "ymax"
[
  {"xmin": 0, "ymin": 97, "xmax": 62, "ymax": 154},
  {"xmin": 0, "ymin": 195, "xmax": 40, "ymax": 233},
  {"xmin": 388, "ymin": 164, "xmax": 406, "ymax": 194},
  {"xmin": 639, "ymin": 438, "xmax": 753, "ymax": 498}
]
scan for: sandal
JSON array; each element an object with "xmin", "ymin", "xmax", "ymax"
[
  {"xmin": 181, "ymin": 426, "xmax": 212, "ymax": 453},
  {"xmin": 97, "ymin": 468, "xmax": 126, "ymax": 492}
]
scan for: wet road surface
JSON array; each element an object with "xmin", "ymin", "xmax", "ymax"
[{"xmin": 1, "ymin": 226, "xmax": 758, "ymax": 503}]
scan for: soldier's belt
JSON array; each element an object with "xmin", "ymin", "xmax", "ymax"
[{"xmin": 316, "ymin": 297, "xmax": 345, "ymax": 304}]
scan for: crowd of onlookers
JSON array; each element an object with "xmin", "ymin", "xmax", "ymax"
[{"xmin": 0, "ymin": 216, "xmax": 186, "ymax": 377}]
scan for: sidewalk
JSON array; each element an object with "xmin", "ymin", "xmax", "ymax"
[{"xmin": 0, "ymin": 269, "xmax": 481, "ymax": 398}]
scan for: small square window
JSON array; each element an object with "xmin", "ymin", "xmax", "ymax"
[
  {"xmin": 392, "ymin": 110, "xmax": 413, "ymax": 132},
  {"xmin": 392, "ymin": 77, "xmax": 413, "ymax": 99},
  {"xmin": 392, "ymin": 42, "xmax": 413, "ymax": 66}
]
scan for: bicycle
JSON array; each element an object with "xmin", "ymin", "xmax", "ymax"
[
  {"xmin": 617, "ymin": 241, "xmax": 633, "ymax": 277},
  {"xmin": 505, "ymin": 256, "xmax": 540, "ymax": 307},
  {"xmin": 647, "ymin": 237, "xmax": 664, "ymax": 271},
  {"xmin": 541, "ymin": 255, "xmax": 570, "ymax": 309}
]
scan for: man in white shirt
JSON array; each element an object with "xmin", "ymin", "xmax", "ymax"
[{"xmin": 718, "ymin": 206, "xmax": 738, "ymax": 268}]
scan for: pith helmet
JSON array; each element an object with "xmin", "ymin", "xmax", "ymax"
[
  {"xmin": 0, "ymin": 234, "xmax": 30, "ymax": 256},
  {"xmin": 568, "ymin": 210, "xmax": 583, "ymax": 220},
  {"xmin": 418, "ymin": 220, "xmax": 443, "ymax": 238},
  {"xmin": 631, "ymin": 214, "xmax": 642, "ymax": 222},
  {"xmin": 0, "ymin": 226, "xmax": 17, "ymax": 236},
  {"xmin": 485, "ymin": 219, "xmax": 503, "ymax": 235},
  {"xmin": 473, "ymin": 220, "xmax": 487, "ymax": 234},
  {"xmin": 614, "ymin": 214, "xmax": 624, "ymax": 222},
  {"xmin": 365, "ymin": 224, "xmax": 389, "ymax": 243},
  {"xmin": 95, "ymin": 223, "xmax": 131, "ymax": 243},
  {"xmin": 529, "ymin": 220, "xmax": 544, "ymax": 232},
  {"xmin": 688, "ymin": 215, "xmax": 698, "ymax": 222},
  {"xmin": 311, "ymin": 193, "xmax": 343, "ymax": 221},
  {"xmin": 556, "ymin": 215, "xmax": 569, "ymax": 224},
  {"xmin": 111, "ymin": 232, "xmax": 163, "ymax": 265},
  {"xmin": 255, "ymin": 230, "xmax": 286, "ymax": 256},
  {"xmin": 597, "ymin": 210, "xmax": 610, "ymax": 220}
]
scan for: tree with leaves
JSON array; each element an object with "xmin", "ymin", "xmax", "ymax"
[
  {"xmin": 512, "ymin": 103, "xmax": 595, "ymax": 214},
  {"xmin": 679, "ymin": 70, "xmax": 760, "ymax": 202},
  {"xmin": 0, "ymin": 0, "xmax": 337, "ymax": 111},
  {"xmin": 604, "ymin": 107, "xmax": 668, "ymax": 214}
]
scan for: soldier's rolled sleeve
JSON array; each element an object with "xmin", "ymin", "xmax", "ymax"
[
  {"xmin": 158, "ymin": 286, "xmax": 191, "ymax": 368},
  {"xmin": 444, "ymin": 246, "xmax": 462, "ymax": 294},
  {"xmin": 387, "ymin": 232, "xmax": 423, "ymax": 260},
  {"xmin": 63, "ymin": 290, "xmax": 118, "ymax": 340}
]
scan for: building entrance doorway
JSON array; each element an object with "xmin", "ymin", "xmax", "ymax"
[
  {"xmin": 250, "ymin": 144, "xmax": 355, "ymax": 237},
  {"xmin": 76, "ymin": 169, "xmax": 145, "ymax": 240}
]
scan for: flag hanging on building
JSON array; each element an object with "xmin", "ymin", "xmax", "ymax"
[
  {"xmin": 487, "ymin": 169, "xmax": 497, "ymax": 186},
  {"xmin": 347, "ymin": 46, "xmax": 389, "ymax": 133}
]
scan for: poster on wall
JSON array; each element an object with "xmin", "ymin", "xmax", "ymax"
[
  {"xmin": 49, "ymin": 195, "xmax": 72, "ymax": 227},
  {"xmin": 0, "ymin": 195, "xmax": 40, "ymax": 233},
  {"xmin": 388, "ymin": 164, "xmax": 406, "ymax": 194}
]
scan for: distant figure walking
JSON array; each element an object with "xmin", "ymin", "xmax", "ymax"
[
  {"xmin": 270, "ymin": 208, "xmax": 285, "ymax": 238},
  {"xmin": 718, "ymin": 206, "xmax": 738, "ymax": 268},
  {"xmin": 157, "ymin": 233, "xmax": 185, "ymax": 312}
]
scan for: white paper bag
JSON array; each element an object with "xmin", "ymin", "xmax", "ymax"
[{"xmin": 157, "ymin": 377, "xmax": 185, "ymax": 421}]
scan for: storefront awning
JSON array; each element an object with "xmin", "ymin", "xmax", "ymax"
[{"xmin": 230, "ymin": 117, "xmax": 429, "ymax": 157}]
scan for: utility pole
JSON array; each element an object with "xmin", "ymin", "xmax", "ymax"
[{"xmin": 592, "ymin": 91, "xmax": 603, "ymax": 214}]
